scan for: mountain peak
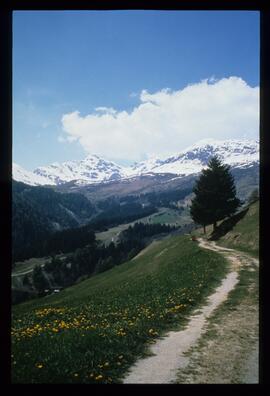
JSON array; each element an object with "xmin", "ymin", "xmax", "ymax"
[
  {"xmin": 84, "ymin": 153, "xmax": 102, "ymax": 161},
  {"xmin": 13, "ymin": 138, "xmax": 259, "ymax": 186},
  {"xmin": 184, "ymin": 138, "xmax": 258, "ymax": 152}
]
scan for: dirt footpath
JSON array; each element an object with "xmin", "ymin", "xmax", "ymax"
[
  {"xmin": 176, "ymin": 239, "xmax": 259, "ymax": 384},
  {"xmin": 122, "ymin": 238, "xmax": 259, "ymax": 384}
]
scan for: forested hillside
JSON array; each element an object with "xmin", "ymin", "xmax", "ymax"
[
  {"xmin": 12, "ymin": 181, "xmax": 96, "ymax": 261},
  {"xmin": 12, "ymin": 181, "xmax": 187, "ymax": 262},
  {"xmin": 12, "ymin": 222, "xmax": 178, "ymax": 304}
]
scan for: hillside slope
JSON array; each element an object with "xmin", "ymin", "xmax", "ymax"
[
  {"xmin": 12, "ymin": 234, "xmax": 228, "ymax": 383},
  {"xmin": 12, "ymin": 181, "xmax": 96, "ymax": 261},
  {"xmin": 175, "ymin": 200, "xmax": 259, "ymax": 383},
  {"xmin": 216, "ymin": 200, "xmax": 259, "ymax": 256},
  {"xmin": 193, "ymin": 200, "xmax": 259, "ymax": 257}
]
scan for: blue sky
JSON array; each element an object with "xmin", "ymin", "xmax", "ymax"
[{"xmin": 13, "ymin": 10, "xmax": 260, "ymax": 170}]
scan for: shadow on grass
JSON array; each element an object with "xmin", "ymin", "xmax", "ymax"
[{"xmin": 209, "ymin": 207, "xmax": 249, "ymax": 241}]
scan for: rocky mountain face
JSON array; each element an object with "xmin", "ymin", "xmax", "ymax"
[{"xmin": 13, "ymin": 139, "xmax": 259, "ymax": 186}]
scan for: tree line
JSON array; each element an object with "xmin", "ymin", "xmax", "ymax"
[
  {"xmin": 23, "ymin": 222, "xmax": 178, "ymax": 298},
  {"xmin": 119, "ymin": 222, "xmax": 178, "ymax": 242},
  {"xmin": 12, "ymin": 184, "xmax": 159, "ymax": 262},
  {"xmin": 90, "ymin": 202, "xmax": 158, "ymax": 230}
]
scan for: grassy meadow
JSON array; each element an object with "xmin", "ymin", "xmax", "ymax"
[{"xmin": 12, "ymin": 234, "xmax": 228, "ymax": 383}]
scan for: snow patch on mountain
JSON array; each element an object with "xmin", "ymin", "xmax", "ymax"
[
  {"xmin": 130, "ymin": 138, "xmax": 259, "ymax": 177},
  {"xmin": 13, "ymin": 139, "xmax": 259, "ymax": 186},
  {"xmin": 12, "ymin": 163, "xmax": 52, "ymax": 186},
  {"xmin": 33, "ymin": 154, "xmax": 126, "ymax": 185}
]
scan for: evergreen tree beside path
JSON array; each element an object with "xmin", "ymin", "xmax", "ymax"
[{"xmin": 190, "ymin": 156, "xmax": 241, "ymax": 233}]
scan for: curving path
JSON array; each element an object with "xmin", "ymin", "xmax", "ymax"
[{"xmin": 122, "ymin": 238, "xmax": 258, "ymax": 384}]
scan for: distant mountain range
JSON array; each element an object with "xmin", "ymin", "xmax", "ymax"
[
  {"xmin": 12, "ymin": 137, "xmax": 260, "ymax": 262},
  {"xmin": 13, "ymin": 155, "xmax": 125, "ymax": 186},
  {"xmin": 13, "ymin": 138, "xmax": 259, "ymax": 187}
]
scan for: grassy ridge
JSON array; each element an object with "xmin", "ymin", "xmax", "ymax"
[
  {"xmin": 193, "ymin": 201, "xmax": 259, "ymax": 258},
  {"xmin": 12, "ymin": 235, "xmax": 228, "ymax": 383},
  {"xmin": 218, "ymin": 201, "xmax": 259, "ymax": 257}
]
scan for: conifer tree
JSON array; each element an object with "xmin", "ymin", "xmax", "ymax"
[
  {"xmin": 32, "ymin": 265, "xmax": 49, "ymax": 293},
  {"xmin": 190, "ymin": 156, "xmax": 241, "ymax": 232}
]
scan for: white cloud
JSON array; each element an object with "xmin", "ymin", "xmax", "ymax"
[
  {"xmin": 57, "ymin": 135, "xmax": 66, "ymax": 143},
  {"xmin": 95, "ymin": 107, "xmax": 117, "ymax": 115},
  {"xmin": 60, "ymin": 77, "xmax": 259, "ymax": 161}
]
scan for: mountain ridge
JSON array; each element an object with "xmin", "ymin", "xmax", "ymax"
[{"xmin": 13, "ymin": 138, "xmax": 259, "ymax": 186}]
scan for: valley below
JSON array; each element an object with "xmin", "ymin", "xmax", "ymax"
[{"xmin": 11, "ymin": 200, "xmax": 259, "ymax": 384}]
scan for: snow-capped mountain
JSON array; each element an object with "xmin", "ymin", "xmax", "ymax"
[
  {"xmin": 13, "ymin": 155, "xmax": 128, "ymax": 186},
  {"xmin": 12, "ymin": 163, "xmax": 52, "ymax": 186},
  {"xmin": 130, "ymin": 138, "xmax": 259, "ymax": 177},
  {"xmin": 13, "ymin": 139, "xmax": 259, "ymax": 186},
  {"xmin": 129, "ymin": 157, "xmax": 165, "ymax": 175},
  {"xmin": 33, "ymin": 154, "xmax": 126, "ymax": 186}
]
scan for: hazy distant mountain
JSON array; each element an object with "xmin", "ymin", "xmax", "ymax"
[{"xmin": 13, "ymin": 138, "xmax": 259, "ymax": 186}]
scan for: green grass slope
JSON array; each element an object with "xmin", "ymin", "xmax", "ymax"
[
  {"xmin": 217, "ymin": 200, "xmax": 259, "ymax": 257},
  {"xmin": 12, "ymin": 234, "xmax": 228, "ymax": 384}
]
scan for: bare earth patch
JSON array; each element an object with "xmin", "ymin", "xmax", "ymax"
[{"xmin": 122, "ymin": 238, "xmax": 258, "ymax": 384}]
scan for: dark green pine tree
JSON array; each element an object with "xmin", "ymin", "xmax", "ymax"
[
  {"xmin": 32, "ymin": 265, "xmax": 49, "ymax": 293},
  {"xmin": 190, "ymin": 156, "xmax": 241, "ymax": 233}
]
